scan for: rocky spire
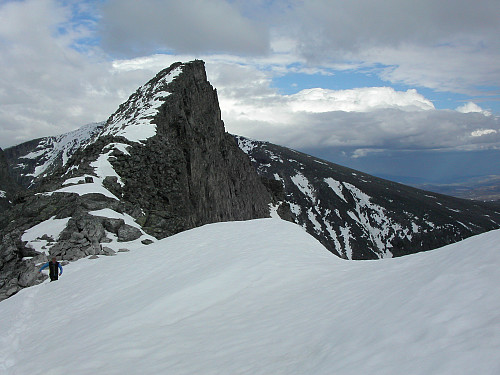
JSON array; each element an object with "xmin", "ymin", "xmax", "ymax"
[{"xmin": 83, "ymin": 60, "xmax": 272, "ymax": 237}]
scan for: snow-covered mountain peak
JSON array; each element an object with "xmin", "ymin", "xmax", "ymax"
[
  {"xmin": 3, "ymin": 62, "xmax": 191, "ymax": 188},
  {"xmin": 1, "ymin": 61, "xmax": 272, "ymax": 301},
  {"xmin": 99, "ymin": 64, "xmax": 184, "ymax": 143}
]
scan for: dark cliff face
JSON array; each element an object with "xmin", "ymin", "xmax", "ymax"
[
  {"xmin": 0, "ymin": 61, "xmax": 271, "ymax": 300},
  {"xmin": 236, "ymin": 136, "xmax": 500, "ymax": 259},
  {"xmin": 0, "ymin": 147, "xmax": 21, "ymax": 215}
]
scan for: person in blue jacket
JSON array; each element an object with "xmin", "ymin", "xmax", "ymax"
[{"xmin": 39, "ymin": 257, "xmax": 63, "ymax": 281}]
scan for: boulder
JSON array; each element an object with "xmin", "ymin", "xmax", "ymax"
[
  {"xmin": 102, "ymin": 246, "xmax": 116, "ymax": 256},
  {"xmin": 117, "ymin": 224, "xmax": 142, "ymax": 242}
]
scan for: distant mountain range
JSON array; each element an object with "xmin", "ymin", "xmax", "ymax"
[
  {"xmin": 1, "ymin": 60, "xmax": 499, "ymax": 300},
  {"xmin": 409, "ymin": 175, "xmax": 500, "ymax": 202}
]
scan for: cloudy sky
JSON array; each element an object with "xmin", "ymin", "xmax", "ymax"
[{"xmin": 0, "ymin": 0, "xmax": 499, "ymax": 184}]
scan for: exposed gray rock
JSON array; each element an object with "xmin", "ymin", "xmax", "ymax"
[
  {"xmin": 0, "ymin": 230, "xmax": 43, "ymax": 299},
  {"xmin": 101, "ymin": 217, "xmax": 123, "ymax": 234},
  {"xmin": 102, "ymin": 247, "xmax": 116, "ymax": 256},
  {"xmin": 117, "ymin": 224, "xmax": 142, "ymax": 242},
  {"xmin": 105, "ymin": 61, "xmax": 272, "ymax": 238},
  {"xmin": 18, "ymin": 266, "xmax": 39, "ymax": 288}
]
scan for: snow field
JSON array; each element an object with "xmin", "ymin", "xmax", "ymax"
[{"xmin": 1, "ymin": 219, "xmax": 499, "ymax": 374}]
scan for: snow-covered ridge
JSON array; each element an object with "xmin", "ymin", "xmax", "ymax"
[
  {"xmin": 11, "ymin": 65, "xmax": 185, "ymax": 186},
  {"xmin": 2, "ymin": 219, "xmax": 499, "ymax": 375},
  {"xmin": 236, "ymin": 136, "xmax": 259, "ymax": 154},
  {"xmin": 17, "ymin": 122, "xmax": 104, "ymax": 179},
  {"xmin": 99, "ymin": 66, "xmax": 183, "ymax": 143}
]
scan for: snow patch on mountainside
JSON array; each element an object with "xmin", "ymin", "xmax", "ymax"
[
  {"xmin": 43, "ymin": 178, "xmax": 119, "ymax": 200},
  {"xmin": 90, "ymin": 143, "xmax": 130, "ymax": 187},
  {"xmin": 291, "ymin": 172, "xmax": 315, "ymax": 203},
  {"xmin": 21, "ymin": 216, "xmax": 70, "ymax": 255},
  {"xmin": 343, "ymin": 182, "xmax": 394, "ymax": 257},
  {"xmin": 324, "ymin": 177, "xmax": 347, "ymax": 202}
]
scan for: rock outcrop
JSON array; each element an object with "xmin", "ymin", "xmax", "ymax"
[{"xmin": 0, "ymin": 147, "xmax": 21, "ymax": 217}]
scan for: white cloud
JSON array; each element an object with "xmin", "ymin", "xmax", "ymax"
[
  {"xmin": 0, "ymin": 0, "xmax": 150, "ymax": 148},
  {"xmin": 206, "ymin": 61, "xmax": 500, "ymax": 155},
  {"xmin": 366, "ymin": 43, "xmax": 500, "ymax": 95},
  {"xmin": 471, "ymin": 129, "xmax": 497, "ymax": 137},
  {"xmin": 456, "ymin": 102, "xmax": 492, "ymax": 116},
  {"xmin": 270, "ymin": 0, "xmax": 500, "ymax": 94},
  {"xmin": 351, "ymin": 148, "xmax": 388, "ymax": 159},
  {"xmin": 96, "ymin": 0, "xmax": 499, "ymax": 94},
  {"xmin": 287, "ymin": 87, "xmax": 434, "ymax": 113}
]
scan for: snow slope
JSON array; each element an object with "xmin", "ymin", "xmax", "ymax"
[{"xmin": 1, "ymin": 219, "xmax": 499, "ymax": 375}]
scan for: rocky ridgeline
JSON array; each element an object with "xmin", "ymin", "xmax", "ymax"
[
  {"xmin": 0, "ymin": 61, "xmax": 272, "ymax": 300},
  {"xmin": 236, "ymin": 136, "xmax": 500, "ymax": 259}
]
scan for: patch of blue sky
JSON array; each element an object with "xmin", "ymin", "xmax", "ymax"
[
  {"xmin": 272, "ymin": 69, "xmax": 389, "ymax": 95},
  {"xmin": 414, "ymin": 86, "xmax": 499, "ymax": 113},
  {"xmin": 55, "ymin": 0, "xmax": 102, "ymax": 53},
  {"xmin": 272, "ymin": 67, "xmax": 499, "ymax": 114}
]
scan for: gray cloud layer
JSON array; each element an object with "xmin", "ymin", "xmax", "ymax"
[
  {"xmin": 99, "ymin": 0, "xmax": 270, "ymax": 56},
  {"xmin": 288, "ymin": 0, "xmax": 499, "ymax": 53},
  {"xmin": 94, "ymin": 0, "xmax": 500, "ymax": 95}
]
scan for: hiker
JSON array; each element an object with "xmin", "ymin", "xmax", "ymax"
[{"xmin": 39, "ymin": 257, "xmax": 63, "ymax": 281}]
